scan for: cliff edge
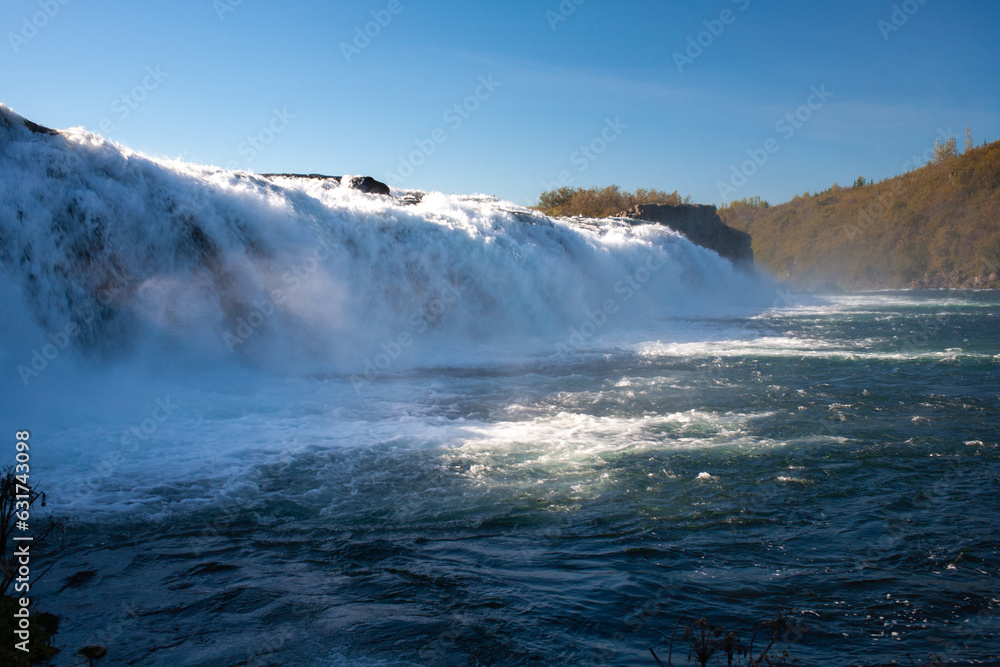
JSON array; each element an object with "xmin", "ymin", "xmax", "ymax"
[{"xmin": 619, "ymin": 204, "xmax": 754, "ymax": 266}]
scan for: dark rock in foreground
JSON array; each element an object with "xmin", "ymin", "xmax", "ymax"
[{"xmin": 619, "ymin": 204, "xmax": 753, "ymax": 266}]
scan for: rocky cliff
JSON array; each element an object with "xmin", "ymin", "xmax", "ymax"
[{"xmin": 619, "ymin": 204, "xmax": 754, "ymax": 266}]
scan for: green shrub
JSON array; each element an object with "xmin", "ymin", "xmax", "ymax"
[{"xmin": 534, "ymin": 185, "xmax": 692, "ymax": 218}]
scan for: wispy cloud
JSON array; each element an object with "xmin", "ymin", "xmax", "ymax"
[{"xmin": 432, "ymin": 48, "xmax": 698, "ymax": 102}]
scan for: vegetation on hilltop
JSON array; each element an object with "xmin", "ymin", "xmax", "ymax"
[
  {"xmin": 533, "ymin": 185, "xmax": 692, "ymax": 218},
  {"xmin": 719, "ymin": 135, "xmax": 1000, "ymax": 289},
  {"xmin": 531, "ymin": 135, "xmax": 999, "ymax": 289}
]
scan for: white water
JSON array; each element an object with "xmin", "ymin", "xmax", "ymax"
[
  {"xmin": 0, "ymin": 102, "xmax": 782, "ymax": 514},
  {"xmin": 5, "ymin": 106, "xmax": 999, "ymax": 665},
  {"xmin": 0, "ymin": 107, "xmax": 779, "ymax": 514},
  {"xmin": 0, "ymin": 104, "xmax": 774, "ymax": 380}
]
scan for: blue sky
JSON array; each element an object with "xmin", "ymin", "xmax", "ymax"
[{"xmin": 3, "ymin": 0, "xmax": 999, "ymax": 206}]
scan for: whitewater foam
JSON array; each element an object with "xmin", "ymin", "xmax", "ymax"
[{"xmin": 0, "ymin": 104, "xmax": 775, "ymax": 379}]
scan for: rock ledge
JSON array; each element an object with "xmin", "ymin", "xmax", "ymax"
[{"xmin": 619, "ymin": 204, "xmax": 753, "ymax": 266}]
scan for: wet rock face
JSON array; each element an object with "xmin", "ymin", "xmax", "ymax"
[
  {"xmin": 345, "ymin": 175, "xmax": 391, "ymax": 196},
  {"xmin": 0, "ymin": 105, "xmax": 58, "ymax": 135},
  {"xmin": 619, "ymin": 204, "xmax": 754, "ymax": 266}
]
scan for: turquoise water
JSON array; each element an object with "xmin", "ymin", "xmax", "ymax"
[
  {"xmin": 31, "ymin": 290, "xmax": 1000, "ymax": 666},
  {"xmin": 4, "ymin": 107, "xmax": 996, "ymax": 665}
]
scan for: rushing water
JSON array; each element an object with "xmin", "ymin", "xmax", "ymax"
[
  {"xmin": 6, "ymin": 291, "xmax": 996, "ymax": 666},
  {"xmin": 1, "ymin": 105, "xmax": 999, "ymax": 665}
]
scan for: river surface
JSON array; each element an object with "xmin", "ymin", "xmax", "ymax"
[{"xmin": 22, "ymin": 291, "xmax": 999, "ymax": 666}]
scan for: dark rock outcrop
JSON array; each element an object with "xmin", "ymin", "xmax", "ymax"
[
  {"xmin": 345, "ymin": 175, "xmax": 391, "ymax": 196},
  {"xmin": 22, "ymin": 118, "xmax": 58, "ymax": 136},
  {"xmin": 618, "ymin": 204, "xmax": 753, "ymax": 266},
  {"xmin": 0, "ymin": 105, "xmax": 58, "ymax": 135},
  {"xmin": 258, "ymin": 173, "xmax": 391, "ymax": 196}
]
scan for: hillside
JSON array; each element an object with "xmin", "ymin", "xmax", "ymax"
[{"xmin": 718, "ymin": 140, "xmax": 1000, "ymax": 289}]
